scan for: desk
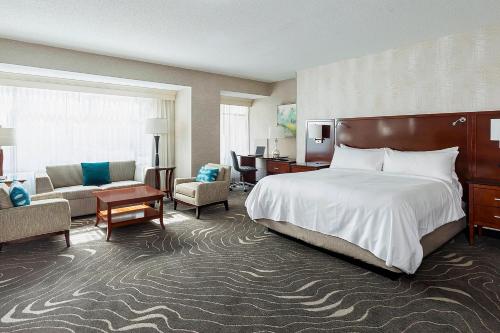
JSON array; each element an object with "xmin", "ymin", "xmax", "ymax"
[{"xmin": 238, "ymin": 155, "xmax": 296, "ymax": 182}]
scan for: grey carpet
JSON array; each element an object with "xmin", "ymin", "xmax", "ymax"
[{"xmin": 0, "ymin": 192, "xmax": 499, "ymax": 333}]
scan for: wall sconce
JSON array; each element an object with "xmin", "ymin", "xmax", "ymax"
[
  {"xmin": 491, "ymin": 119, "xmax": 500, "ymax": 147},
  {"xmin": 308, "ymin": 124, "xmax": 330, "ymax": 143}
]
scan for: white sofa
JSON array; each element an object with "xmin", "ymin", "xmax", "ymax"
[{"xmin": 36, "ymin": 161, "xmax": 156, "ymax": 217}]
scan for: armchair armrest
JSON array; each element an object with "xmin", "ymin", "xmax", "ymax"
[
  {"xmin": 175, "ymin": 177, "xmax": 197, "ymax": 186},
  {"xmin": 35, "ymin": 172, "xmax": 54, "ymax": 194},
  {"xmin": 32, "ymin": 192, "xmax": 63, "ymax": 201}
]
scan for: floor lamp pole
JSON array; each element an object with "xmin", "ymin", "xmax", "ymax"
[
  {"xmin": 0, "ymin": 148, "xmax": 3, "ymax": 177},
  {"xmin": 154, "ymin": 135, "xmax": 160, "ymax": 168}
]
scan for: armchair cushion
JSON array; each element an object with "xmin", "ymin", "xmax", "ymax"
[
  {"xmin": 32, "ymin": 192, "xmax": 63, "ymax": 201},
  {"xmin": 176, "ymin": 182, "xmax": 202, "ymax": 198},
  {"xmin": 9, "ymin": 182, "xmax": 31, "ymax": 207},
  {"xmin": 195, "ymin": 166, "xmax": 219, "ymax": 182},
  {"xmin": 0, "ymin": 183, "xmax": 13, "ymax": 209}
]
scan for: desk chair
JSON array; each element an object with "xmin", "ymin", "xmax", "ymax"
[{"xmin": 230, "ymin": 151, "xmax": 257, "ymax": 192}]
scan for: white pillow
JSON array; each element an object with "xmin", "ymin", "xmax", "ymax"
[
  {"xmin": 383, "ymin": 148, "xmax": 459, "ymax": 183},
  {"xmin": 331, "ymin": 146, "xmax": 385, "ymax": 171}
]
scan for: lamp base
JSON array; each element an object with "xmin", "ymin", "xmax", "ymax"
[
  {"xmin": 272, "ymin": 139, "xmax": 280, "ymax": 158},
  {"xmin": 154, "ymin": 135, "xmax": 160, "ymax": 168}
]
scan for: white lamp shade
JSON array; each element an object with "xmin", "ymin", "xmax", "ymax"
[
  {"xmin": 268, "ymin": 126, "xmax": 285, "ymax": 139},
  {"xmin": 308, "ymin": 124, "xmax": 323, "ymax": 139},
  {"xmin": 0, "ymin": 127, "xmax": 15, "ymax": 146},
  {"xmin": 145, "ymin": 118, "xmax": 168, "ymax": 134},
  {"xmin": 491, "ymin": 119, "xmax": 500, "ymax": 141}
]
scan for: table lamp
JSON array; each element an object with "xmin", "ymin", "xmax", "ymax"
[
  {"xmin": 145, "ymin": 118, "xmax": 168, "ymax": 167},
  {"xmin": 268, "ymin": 126, "xmax": 285, "ymax": 158},
  {"xmin": 0, "ymin": 127, "xmax": 15, "ymax": 178},
  {"xmin": 491, "ymin": 119, "xmax": 500, "ymax": 147}
]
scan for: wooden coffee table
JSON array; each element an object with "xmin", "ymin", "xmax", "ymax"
[{"xmin": 93, "ymin": 186, "xmax": 165, "ymax": 241}]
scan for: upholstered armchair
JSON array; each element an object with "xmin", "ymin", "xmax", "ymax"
[
  {"xmin": 0, "ymin": 192, "xmax": 71, "ymax": 250},
  {"xmin": 173, "ymin": 163, "xmax": 231, "ymax": 219}
]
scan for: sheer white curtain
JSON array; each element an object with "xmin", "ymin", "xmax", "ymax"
[
  {"xmin": 0, "ymin": 85, "xmax": 173, "ymax": 191},
  {"xmin": 220, "ymin": 104, "xmax": 249, "ymax": 178}
]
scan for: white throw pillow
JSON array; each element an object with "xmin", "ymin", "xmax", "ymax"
[
  {"xmin": 383, "ymin": 148, "xmax": 459, "ymax": 183},
  {"xmin": 331, "ymin": 146, "xmax": 385, "ymax": 171}
]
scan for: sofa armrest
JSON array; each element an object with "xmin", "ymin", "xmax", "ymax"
[
  {"xmin": 0, "ymin": 199, "xmax": 71, "ymax": 243},
  {"xmin": 175, "ymin": 177, "xmax": 197, "ymax": 187},
  {"xmin": 35, "ymin": 173, "xmax": 54, "ymax": 194},
  {"xmin": 32, "ymin": 192, "xmax": 63, "ymax": 201},
  {"xmin": 195, "ymin": 180, "xmax": 230, "ymax": 205}
]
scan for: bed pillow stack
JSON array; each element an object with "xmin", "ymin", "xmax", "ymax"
[{"xmin": 330, "ymin": 145, "xmax": 459, "ymax": 184}]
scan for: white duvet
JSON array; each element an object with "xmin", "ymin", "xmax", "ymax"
[{"xmin": 245, "ymin": 168, "xmax": 465, "ymax": 274}]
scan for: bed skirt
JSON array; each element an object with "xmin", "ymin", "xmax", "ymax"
[{"xmin": 255, "ymin": 217, "xmax": 466, "ymax": 274}]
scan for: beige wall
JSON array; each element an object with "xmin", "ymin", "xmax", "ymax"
[
  {"xmin": 250, "ymin": 78, "xmax": 297, "ymax": 160},
  {"xmin": 0, "ymin": 38, "xmax": 272, "ymax": 176},
  {"xmin": 297, "ymin": 26, "xmax": 500, "ymax": 162}
]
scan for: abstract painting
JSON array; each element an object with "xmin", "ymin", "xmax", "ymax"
[{"xmin": 277, "ymin": 103, "xmax": 296, "ymax": 137}]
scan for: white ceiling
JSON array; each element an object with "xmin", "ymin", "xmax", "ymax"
[{"xmin": 0, "ymin": 0, "xmax": 499, "ymax": 82}]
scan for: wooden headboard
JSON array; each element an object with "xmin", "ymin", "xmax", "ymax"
[{"xmin": 304, "ymin": 111, "xmax": 500, "ymax": 197}]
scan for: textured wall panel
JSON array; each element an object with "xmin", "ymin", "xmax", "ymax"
[{"xmin": 297, "ymin": 26, "xmax": 500, "ymax": 162}]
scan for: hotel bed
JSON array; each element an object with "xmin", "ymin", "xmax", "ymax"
[
  {"xmin": 246, "ymin": 168, "xmax": 465, "ymax": 274},
  {"xmin": 244, "ymin": 112, "xmax": 497, "ymax": 274}
]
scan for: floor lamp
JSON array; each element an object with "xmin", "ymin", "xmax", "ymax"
[
  {"xmin": 0, "ymin": 127, "xmax": 15, "ymax": 179},
  {"xmin": 145, "ymin": 118, "xmax": 168, "ymax": 168}
]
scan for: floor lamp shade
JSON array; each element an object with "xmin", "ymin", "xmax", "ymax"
[
  {"xmin": 0, "ymin": 127, "xmax": 16, "ymax": 177},
  {"xmin": 145, "ymin": 118, "xmax": 168, "ymax": 168}
]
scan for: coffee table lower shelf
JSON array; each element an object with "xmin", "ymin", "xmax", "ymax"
[{"xmin": 96, "ymin": 204, "xmax": 165, "ymax": 241}]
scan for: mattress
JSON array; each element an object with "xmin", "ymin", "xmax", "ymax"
[{"xmin": 245, "ymin": 168, "xmax": 465, "ymax": 274}]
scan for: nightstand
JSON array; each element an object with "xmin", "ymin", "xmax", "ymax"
[
  {"xmin": 468, "ymin": 180, "xmax": 500, "ymax": 245},
  {"xmin": 290, "ymin": 162, "xmax": 330, "ymax": 173}
]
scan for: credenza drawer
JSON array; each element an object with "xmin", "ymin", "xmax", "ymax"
[
  {"xmin": 267, "ymin": 161, "xmax": 291, "ymax": 174},
  {"xmin": 474, "ymin": 188, "xmax": 500, "ymax": 208},
  {"xmin": 474, "ymin": 206, "xmax": 500, "ymax": 228}
]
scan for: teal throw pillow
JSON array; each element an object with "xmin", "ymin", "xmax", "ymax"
[
  {"xmin": 9, "ymin": 181, "xmax": 31, "ymax": 207},
  {"xmin": 195, "ymin": 166, "xmax": 219, "ymax": 183},
  {"xmin": 81, "ymin": 162, "xmax": 111, "ymax": 186}
]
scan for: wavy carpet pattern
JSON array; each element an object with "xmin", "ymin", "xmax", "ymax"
[{"xmin": 0, "ymin": 192, "xmax": 499, "ymax": 333}]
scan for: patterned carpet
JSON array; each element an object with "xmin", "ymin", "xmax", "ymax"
[{"xmin": 0, "ymin": 191, "xmax": 499, "ymax": 333}]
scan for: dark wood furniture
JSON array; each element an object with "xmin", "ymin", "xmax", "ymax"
[
  {"xmin": 0, "ymin": 178, "xmax": 27, "ymax": 187},
  {"xmin": 306, "ymin": 119, "xmax": 335, "ymax": 163},
  {"xmin": 153, "ymin": 166, "xmax": 175, "ymax": 200},
  {"xmin": 468, "ymin": 180, "xmax": 500, "ymax": 244},
  {"xmin": 266, "ymin": 159, "xmax": 295, "ymax": 175},
  {"xmin": 291, "ymin": 162, "xmax": 330, "ymax": 173},
  {"xmin": 93, "ymin": 186, "xmax": 165, "ymax": 241},
  {"xmin": 238, "ymin": 155, "xmax": 257, "ymax": 184}
]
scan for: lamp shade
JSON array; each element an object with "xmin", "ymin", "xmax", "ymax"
[
  {"xmin": 268, "ymin": 126, "xmax": 285, "ymax": 139},
  {"xmin": 308, "ymin": 124, "xmax": 323, "ymax": 139},
  {"xmin": 145, "ymin": 118, "xmax": 168, "ymax": 134},
  {"xmin": 491, "ymin": 119, "xmax": 500, "ymax": 141},
  {"xmin": 0, "ymin": 127, "xmax": 15, "ymax": 146}
]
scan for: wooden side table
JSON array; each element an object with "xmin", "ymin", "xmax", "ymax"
[
  {"xmin": 153, "ymin": 167, "xmax": 175, "ymax": 201},
  {"xmin": 291, "ymin": 162, "xmax": 330, "ymax": 173},
  {"xmin": 468, "ymin": 179, "xmax": 500, "ymax": 245},
  {"xmin": 0, "ymin": 179, "xmax": 27, "ymax": 187}
]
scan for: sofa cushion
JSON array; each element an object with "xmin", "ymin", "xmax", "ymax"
[
  {"xmin": 176, "ymin": 182, "xmax": 202, "ymax": 198},
  {"xmin": 206, "ymin": 163, "xmax": 227, "ymax": 181},
  {"xmin": 46, "ymin": 164, "xmax": 83, "ymax": 189},
  {"xmin": 99, "ymin": 180, "xmax": 143, "ymax": 190},
  {"xmin": 110, "ymin": 161, "xmax": 136, "ymax": 182},
  {"xmin": 55, "ymin": 185, "xmax": 101, "ymax": 200},
  {"xmin": 9, "ymin": 182, "xmax": 31, "ymax": 207},
  {"xmin": 82, "ymin": 162, "xmax": 111, "ymax": 186},
  {"xmin": 0, "ymin": 183, "xmax": 14, "ymax": 209}
]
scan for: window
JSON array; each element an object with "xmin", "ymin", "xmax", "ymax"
[
  {"xmin": 220, "ymin": 104, "xmax": 249, "ymax": 169},
  {"xmin": 0, "ymin": 85, "xmax": 174, "ymax": 191}
]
